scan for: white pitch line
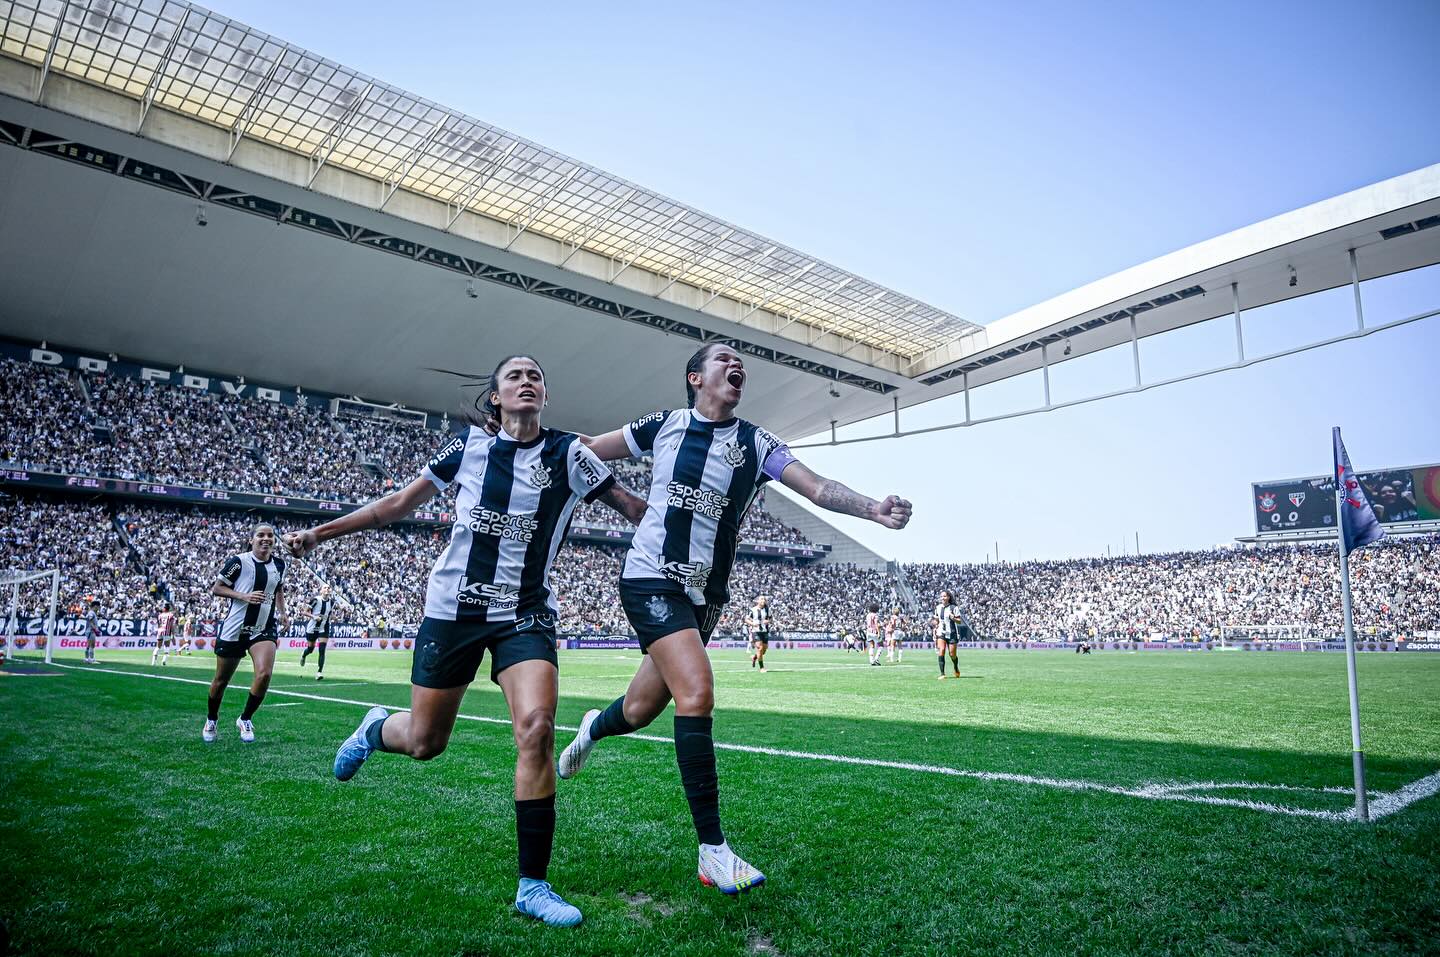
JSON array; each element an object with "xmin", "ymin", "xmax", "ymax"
[
  {"xmin": 49, "ymin": 664, "xmax": 1437, "ymax": 823},
  {"xmin": 268, "ymin": 702, "xmax": 303, "ymax": 708}
]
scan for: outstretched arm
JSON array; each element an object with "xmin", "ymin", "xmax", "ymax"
[
  {"xmin": 778, "ymin": 461, "xmax": 912, "ymax": 529},
  {"xmin": 597, "ymin": 482, "xmax": 649, "ymax": 526},
  {"xmin": 578, "ymin": 429, "xmax": 634, "ymax": 462},
  {"xmin": 283, "ymin": 476, "xmax": 439, "ymax": 557}
]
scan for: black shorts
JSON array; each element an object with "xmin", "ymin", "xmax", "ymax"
[
  {"xmin": 214, "ymin": 628, "xmax": 277, "ymax": 659},
  {"xmin": 753, "ymin": 632, "xmax": 770, "ymax": 645},
  {"xmin": 306, "ymin": 630, "xmax": 332, "ymax": 643},
  {"xmin": 411, "ymin": 614, "xmax": 558, "ymax": 689},
  {"xmin": 619, "ymin": 579, "xmax": 723, "ymax": 652}
]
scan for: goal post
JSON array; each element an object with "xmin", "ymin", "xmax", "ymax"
[{"xmin": 1, "ymin": 568, "xmax": 60, "ymax": 666}]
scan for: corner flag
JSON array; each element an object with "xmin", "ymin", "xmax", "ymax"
[
  {"xmin": 1333, "ymin": 428, "xmax": 1384, "ymax": 554},
  {"xmin": 1331, "ymin": 427, "xmax": 1382, "ymax": 822}
]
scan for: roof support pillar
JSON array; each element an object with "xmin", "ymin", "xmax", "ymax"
[
  {"xmin": 35, "ymin": 0, "xmax": 72, "ymax": 102},
  {"xmin": 963, "ymin": 371, "xmax": 971, "ymax": 423},
  {"xmin": 1041, "ymin": 342, "xmax": 1052, "ymax": 407},
  {"xmin": 1232, "ymin": 282, "xmax": 1244, "ymax": 363},
  {"xmin": 1129, "ymin": 314, "xmax": 1142, "ymax": 387},
  {"xmin": 1350, "ymin": 248, "xmax": 1365, "ymax": 331}
]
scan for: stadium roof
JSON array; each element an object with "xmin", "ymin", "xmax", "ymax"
[
  {"xmin": 0, "ymin": 0, "xmax": 982, "ymax": 365},
  {"xmin": 0, "ymin": 1, "xmax": 1437, "ymax": 442}
]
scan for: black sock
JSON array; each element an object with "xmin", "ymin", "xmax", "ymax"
[
  {"xmin": 950, "ymin": 656, "xmax": 959, "ymax": 675},
  {"xmin": 300, "ymin": 645, "xmax": 312, "ymax": 665},
  {"xmin": 207, "ymin": 688, "xmax": 224, "ymax": 721},
  {"xmin": 588, "ymin": 695, "xmax": 635, "ymax": 741},
  {"xmin": 674, "ymin": 714, "xmax": 724, "ymax": 846},
  {"xmin": 240, "ymin": 692, "xmax": 263, "ymax": 721},
  {"xmin": 317, "ymin": 644, "xmax": 326, "ymax": 673},
  {"xmin": 938, "ymin": 654, "xmax": 946, "ymax": 675},
  {"xmin": 364, "ymin": 714, "xmax": 397, "ymax": 752},
  {"xmin": 515, "ymin": 794, "xmax": 557, "ymax": 880}
]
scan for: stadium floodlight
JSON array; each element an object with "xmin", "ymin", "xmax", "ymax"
[{"xmin": 1, "ymin": 568, "xmax": 60, "ymax": 666}]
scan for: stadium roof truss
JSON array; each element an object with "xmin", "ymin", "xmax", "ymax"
[
  {"xmin": 0, "ymin": 0, "xmax": 983, "ymax": 369},
  {"xmin": 0, "ymin": 0, "xmax": 1437, "ymax": 442}
]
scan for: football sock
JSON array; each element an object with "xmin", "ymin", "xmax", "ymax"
[
  {"xmin": 938, "ymin": 654, "xmax": 946, "ymax": 675},
  {"xmin": 240, "ymin": 692, "xmax": 263, "ymax": 721},
  {"xmin": 588, "ymin": 695, "xmax": 635, "ymax": 741},
  {"xmin": 515, "ymin": 794, "xmax": 556, "ymax": 880},
  {"xmin": 950, "ymin": 656, "xmax": 959, "ymax": 675},
  {"xmin": 364, "ymin": 714, "xmax": 398, "ymax": 753},
  {"xmin": 674, "ymin": 715, "xmax": 724, "ymax": 846},
  {"xmin": 300, "ymin": 645, "xmax": 312, "ymax": 666},
  {"xmin": 316, "ymin": 644, "xmax": 326, "ymax": 673},
  {"xmin": 207, "ymin": 688, "xmax": 224, "ymax": 721}
]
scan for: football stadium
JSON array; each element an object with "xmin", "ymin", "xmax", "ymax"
[{"xmin": 1, "ymin": 2, "xmax": 1438, "ymax": 955}]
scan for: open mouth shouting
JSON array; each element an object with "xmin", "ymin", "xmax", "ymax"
[{"xmin": 726, "ymin": 368, "xmax": 746, "ymax": 392}]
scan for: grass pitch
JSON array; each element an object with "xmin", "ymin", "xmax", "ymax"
[{"xmin": 2, "ymin": 646, "xmax": 1438, "ymax": 956}]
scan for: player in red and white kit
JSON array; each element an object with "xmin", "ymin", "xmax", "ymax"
[
  {"xmin": 151, "ymin": 603, "xmax": 177, "ymax": 666},
  {"xmin": 864, "ymin": 604, "xmax": 882, "ymax": 666}
]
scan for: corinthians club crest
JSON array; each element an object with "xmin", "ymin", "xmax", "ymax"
[
  {"xmin": 529, "ymin": 463, "xmax": 554, "ymax": 490},
  {"xmin": 1258, "ymin": 492, "xmax": 1277, "ymax": 512},
  {"xmin": 721, "ymin": 440, "xmax": 746, "ymax": 469},
  {"xmin": 646, "ymin": 595, "xmax": 671, "ymax": 623}
]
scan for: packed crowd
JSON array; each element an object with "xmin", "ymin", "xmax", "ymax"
[
  {"xmin": 904, "ymin": 535, "xmax": 1440, "ymax": 640},
  {"xmin": 0, "ymin": 358, "xmax": 813, "ymax": 543},
  {"xmin": 4, "ymin": 492, "xmax": 1437, "ymax": 639}
]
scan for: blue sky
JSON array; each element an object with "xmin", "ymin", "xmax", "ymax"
[{"xmin": 218, "ymin": 0, "xmax": 1440, "ymax": 562}]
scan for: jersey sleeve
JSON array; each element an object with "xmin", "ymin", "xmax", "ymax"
[
  {"xmin": 421, "ymin": 429, "xmax": 468, "ymax": 491},
  {"xmin": 623, "ymin": 410, "xmax": 669, "ymax": 457},
  {"xmin": 216, "ymin": 555, "xmax": 242, "ymax": 586},
  {"xmin": 754, "ymin": 427, "xmax": 797, "ymax": 483},
  {"xmin": 567, "ymin": 438, "xmax": 616, "ymax": 503}
]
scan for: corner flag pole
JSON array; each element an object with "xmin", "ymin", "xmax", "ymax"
[
  {"xmin": 1333, "ymin": 494, "xmax": 1368, "ymax": 822},
  {"xmin": 1332, "ymin": 426, "xmax": 1382, "ymax": 822}
]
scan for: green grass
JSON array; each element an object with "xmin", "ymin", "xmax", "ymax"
[{"xmin": 2, "ymin": 647, "xmax": 1438, "ymax": 956}]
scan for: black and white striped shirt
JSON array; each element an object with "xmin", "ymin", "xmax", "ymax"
[
  {"xmin": 306, "ymin": 597, "xmax": 336, "ymax": 635},
  {"xmin": 749, "ymin": 605, "xmax": 770, "ymax": 635},
  {"xmin": 215, "ymin": 552, "xmax": 287, "ymax": 642},
  {"xmin": 422, "ymin": 426, "xmax": 615, "ymax": 622},
  {"xmin": 621, "ymin": 409, "xmax": 794, "ymax": 606}
]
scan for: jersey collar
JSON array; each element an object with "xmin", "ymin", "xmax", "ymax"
[
  {"xmin": 496, "ymin": 426, "xmax": 546, "ymax": 448},
  {"xmin": 689, "ymin": 408, "xmax": 737, "ymax": 429}
]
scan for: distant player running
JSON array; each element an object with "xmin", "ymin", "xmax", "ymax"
[
  {"xmin": 933, "ymin": 590, "xmax": 966, "ymax": 678},
  {"xmin": 748, "ymin": 595, "xmax": 771, "ymax": 671},
  {"xmin": 298, "ymin": 585, "xmax": 337, "ymax": 680},
  {"xmin": 884, "ymin": 607, "xmax": 901, "ymax": 663},
  {"xmin": 285, "ymin": 355, "xmax": 646, "ymax": 928},
  {"xmin": 204, "ymin": 524, "xmax": 288, "ymax": 742},
  {"xmin": 151, "ymin": 603, "xmax": 176, "ymax": 666},
  {"xmin": 555, "ymin": 342, "xmax": 911, "ymax": 897}
]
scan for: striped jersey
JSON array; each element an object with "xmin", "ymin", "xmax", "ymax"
[
  {"xmin": 306, "ymin": 597, "xmax": 336, "ymax": 634},
  {"xmin": 421, "ymin": 426, "xmax": 615, "ymax": 622},
  {"xmin": 157, "ymin": 610, "xmax": 175, "ymax": 636},
  {"xmin": 749, "ymin": 605, "xmax": 770, "ymax": 634},
  {"xmin": 215, "ymin": 552, "xmax": 287, "ymax": 641},
  {"xmin": 621, "ymin": 409, "xmax": 795, "ymax": 606},
  {"xmin": 935, "ymin": 602, "xmax": 964, "ymax": 638}
]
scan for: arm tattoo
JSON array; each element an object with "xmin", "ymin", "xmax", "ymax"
[
  {"xmin": 814, "ymin": 479, "xmax": 876, "ymax": 519},
  {"xmin": 602, "ymin": 485, "xmax": 648, "ymax": 526}
]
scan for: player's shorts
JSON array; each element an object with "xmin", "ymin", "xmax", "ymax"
[
  {"xmin": 619, "ymin": 579, "xmax": 723, "ymax": 652},
  {"xmin": 306, "ymin": 629, "xmax": 332, "ymax": 642},
  {"xmin": 214, "ymin": 627, "xmax": 277, "ymax": 658},
  {"xmin": 753, "ymin": 631, "xmax": 770, "ymax": 645},
  {"xmin": 411, "ymin": 614, "xmax": 558, "ymax": 689}
]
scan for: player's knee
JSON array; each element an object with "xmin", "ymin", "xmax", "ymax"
[
  {"xmin": 514, "ymin": 709, "xmax": 555, "ymax": 756},
  {"xmin": 409, "ymin": 737, "xmax": 447, "ymax": 761},
  {"xmin": 672, "ymin": 685, "xmax": 714, "ymax": 716}
]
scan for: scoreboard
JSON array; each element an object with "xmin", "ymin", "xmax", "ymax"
[{"xmin": 1253, "ymin": 464, "xmax": 1440, "ymax": 534}]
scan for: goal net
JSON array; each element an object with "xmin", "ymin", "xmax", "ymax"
[
  {"xmin": 1220, "ymin": 624, "xmax": 1318, "ymax": 646},
  {"xmin": 1, "ymin": 569, "xmax": 60, "ymax": 666}
]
